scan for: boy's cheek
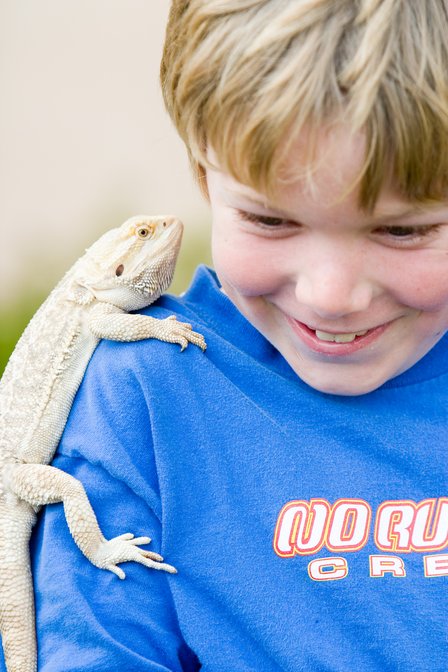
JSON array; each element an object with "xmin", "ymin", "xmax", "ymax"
[
  {"xmin": 393, "ymin": 269, "xmax": 448, "ymax": 312},
  {"xmin": 381, "ymin": 247, "xmax": 448, "ymax": 311},
  {"xmin": 212, "ymin": 237, "xmax": 287, "ymax": 298}
]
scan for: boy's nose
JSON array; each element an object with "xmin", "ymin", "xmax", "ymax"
[{"xmin": 294, "ymin": 250, "xmax": 374, "ymax": 319}]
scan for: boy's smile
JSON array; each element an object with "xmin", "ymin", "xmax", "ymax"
[{"xmin": 206, "ymin": 125, "xmax": 448, "ymax": 395}]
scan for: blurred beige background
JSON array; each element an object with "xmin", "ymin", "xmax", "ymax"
[{"xmin": 0, "ymin": 0, "xmax": 211, "ymax": 313}]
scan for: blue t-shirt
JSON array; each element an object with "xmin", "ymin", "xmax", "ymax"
[{"xmin": 6, "ymin": 266, "xmax": 448, "ymax": 671}]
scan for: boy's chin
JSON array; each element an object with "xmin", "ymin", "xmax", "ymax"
[
  {"xmin": 288, "ymin": 360, "xmax": 398, "ymax": 396},
  {"xmin": 299, "ymin": 375, "xmax": 387, "ymax": 396}
]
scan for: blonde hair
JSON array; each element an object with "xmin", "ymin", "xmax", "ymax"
[{"xmin": 161, "ymin": 0, "xmax": 448, "ymax": 209}]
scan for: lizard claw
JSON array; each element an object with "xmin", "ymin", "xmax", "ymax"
[
  {"xmin": 159, "ymin": 316, "xmax": 207, "ymax": 352},
  {"xmin": 93, "ymin": 533, "xmax": 177, "ymax": 578}
]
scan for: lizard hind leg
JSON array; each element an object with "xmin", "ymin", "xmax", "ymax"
[{"xmin": 5, "ymin": 463, "xmax": 177, "ymax": 577}]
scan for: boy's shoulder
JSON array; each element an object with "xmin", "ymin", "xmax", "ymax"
[
  {"xmin": 90, "ymin": 263, "xmax": 272, "ymax": 375},
  {"xmin": 82, "ymin": 265, "xmax": 228, "ymax": 399},
  {"xmin": 81, "ymin": 263, "xmax": 295, "ymax": 419},
  {"xmin": 93, "ymin": 265, "xmax": 217, "ymax": 365}
]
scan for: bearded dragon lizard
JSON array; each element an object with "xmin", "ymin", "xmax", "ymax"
[{"xmin": 0, "ymin": 215, "xmax": 206, "ymax": 672}]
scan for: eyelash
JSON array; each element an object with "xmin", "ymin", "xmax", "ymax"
[
  {"xmin": 373, "ymin": 224, "xmax": 442, "ymax": 245},
  {"xmin": 236, "ymin": 209, "xmax": 442, "ymax": 246},
  {"xmin": 236, "ymin": 209, "xmax": 293, "ymax": 229}
]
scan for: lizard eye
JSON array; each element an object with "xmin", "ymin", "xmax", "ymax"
[
  {"xmin": 136, "ymin": 225, "xmax": 152, "ymax": 239},
  {"xmin": 115, "ymin": 264, "xmax": 124, "ymax": 277}
]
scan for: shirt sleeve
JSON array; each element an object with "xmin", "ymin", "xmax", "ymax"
[{"xmin": 26, "ymin": 340, "xmax": 200, "ymax": 672}]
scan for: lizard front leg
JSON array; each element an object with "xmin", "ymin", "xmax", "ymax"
[
  {"xmin": 3, "ymin": 463, "xmax": 176, "ymax": 578},
  {"xmin": 89, "ymin": 303, "xmax": 207, "ymax": 351}
]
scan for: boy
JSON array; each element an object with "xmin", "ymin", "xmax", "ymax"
[{"xmin": 7, "ymin": 1, "xmax": 448, "ymax": 669}]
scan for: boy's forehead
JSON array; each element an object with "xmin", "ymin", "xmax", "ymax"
[
  {"xmin": 208, "ymin": 126, "xmax": 448, "ymax": 218},
  {"xmin": 209, "ymin": 124, "xmax": 366, "ymax": 204}
]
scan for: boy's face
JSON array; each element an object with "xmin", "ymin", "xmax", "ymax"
[{"xmin": 206, "ymin": 125, "xmax": 448, "ymax": 395}]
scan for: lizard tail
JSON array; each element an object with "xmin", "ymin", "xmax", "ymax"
[
  {"xmin": 0, "ymin": 564, "xmax": 37, "ymax": 672},
  {"xmin": 0, "ymin": 506, "xmax": 37, "ymax": 672}
]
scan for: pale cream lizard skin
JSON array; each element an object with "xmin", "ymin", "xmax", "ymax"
[{"xmin": 0, "ymin": 215, "xmax": 206, "ymax": 672}]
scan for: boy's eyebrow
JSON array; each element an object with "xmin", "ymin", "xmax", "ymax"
[
  {"xmin": 229, "ymin": 189, "xmax": 448, "ymax": 222},
  {"xmin": 225, "ymin": 190, "xmax": 293, "ymax": 217},
  {"xmin": 373, "ymin": 205, "xmax": 448, "ymax": 222}
]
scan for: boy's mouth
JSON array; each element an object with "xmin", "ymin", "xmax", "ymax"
[
  {"xmin": 313, "ymin": 328, "xmax": 369, "ymax": 343},
  {"xmin": 286, "ymin": 318, "xmax": 390, "ymax": 355}
]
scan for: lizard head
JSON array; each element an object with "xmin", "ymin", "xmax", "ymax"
[{"xmin": 80, "ymin": 215, "xmax": 184, "ymax": 311}]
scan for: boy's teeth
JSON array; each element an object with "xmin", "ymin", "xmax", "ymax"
[{"xmin": 315, "ymin": 329, "xmax": 368, "ymax": 343}]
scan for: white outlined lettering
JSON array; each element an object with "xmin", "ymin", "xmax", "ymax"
[
  {"xmin": 326, "ymin": 499, "xmax": 371, "ymax": 552},
  {"xmin": 273, "ymin": 498, "xmax": 448, "ymax": 563},
  {"xmin": 375, "ymin": 500, "xmax": 415, "ymax": 552},
  {"xmin": 412, "ymin": 499, "xmax": 448, "ymax": 551},
  {"xmin": 424, "ymin": 554, "xmax": 448, "ymax": 577},
  {"xmin": 273, "ymin": 499, "xmax": 330, "ymax": 557},
  {"xmin": 375, "ymin": 499, "xmax": 448, "ymax": 552},
  {"xmin": 369, "ymin": 555, "xmax": 406, "ymax": 578},
  {"xmin": 308, "ymin": 557, "xmax": 348, "ymax": 581}
]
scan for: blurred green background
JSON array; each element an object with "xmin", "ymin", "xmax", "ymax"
[{"xmin": 0, "ymin": 225, "xmax": 212, "ymax": 377}]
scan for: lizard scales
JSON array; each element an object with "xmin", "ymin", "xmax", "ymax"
[{"xmin": 0, "ymin": 215, "xmax": 206, "ymax": 672}]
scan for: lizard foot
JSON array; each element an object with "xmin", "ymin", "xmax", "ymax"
[
  {"xmin": 92, "ymin": 533, "xmax": 177, "ymax": 579},
  {"xmin": 159, "ymin": 316, "xmax": 207, "ymax": 351}
]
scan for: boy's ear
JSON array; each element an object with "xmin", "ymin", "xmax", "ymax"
[{"xmin": 196, "ymin": 163, "xmax": 210, "ymax": 201}]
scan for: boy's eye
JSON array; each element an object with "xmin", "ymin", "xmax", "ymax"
[
  {"xmin": 236, "ymin": 209, "xmax": 292, "ymax": 229},
  {"xmin": 381, "ymin": 226, "xmax": 416, "ymax": 237},
  {"xmin": 374, "ymin": 223, "xmax": 442, "ymax": 246}
]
